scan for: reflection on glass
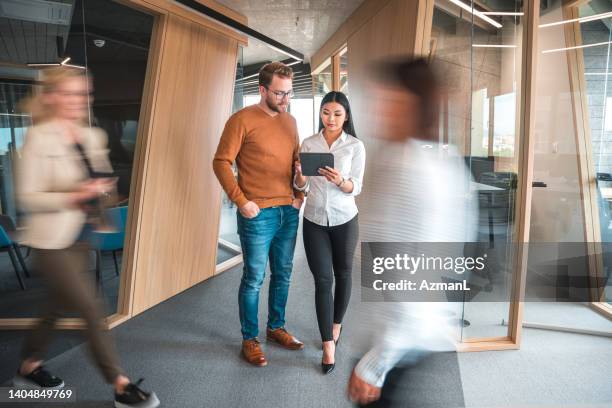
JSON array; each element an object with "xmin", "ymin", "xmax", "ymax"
[
  {"xmin": 0, "ymin": 0, "xmax": 153, "ymax": 318},
  {"xmin": 524, "ymin": 0, "xmax": 612, "ymax": 331},
  {"xmin": 580, "ymin": 2, "xmax": 612, "ymax": 306},
  {"xmin": 432, "ymin": 0, "xmax": 523, "ymax": 339},
  {"xmin": 216, "ymin": 48, "xmax": 243, "ymax": 266}
]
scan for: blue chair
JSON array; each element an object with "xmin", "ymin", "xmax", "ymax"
[
  {"xmin": 0, "ymin": 225, "xmax": 26, "ymax": 290},
  {"xmin": 89, "ymin": 206, "xmax": 127, "ymax": 288},
  {"xmin": 0, "ymin": 214, "xmax": 30, "ymax": 276}
]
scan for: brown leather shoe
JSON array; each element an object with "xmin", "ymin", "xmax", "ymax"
[
  {"xmin": 242, "ymin": 339, "xmax": 267, "ymax": 367},
  {"xmin": 266, "ymin": 327, "xmax": 304, "ymax": 350}
]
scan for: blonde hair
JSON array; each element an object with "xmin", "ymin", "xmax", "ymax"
[{"xmin": 20, "ymin": 66, "xmax": 90, "ymax": 124}]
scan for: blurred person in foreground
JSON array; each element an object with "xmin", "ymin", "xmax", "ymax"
[
  {"xmin": 14, "ymin": 66, "xmax": 159, "ymax": 408},
  {"xmin": 294, "ymin": 91, "xmax": 366, "ymax": 374},
  {"xmin": 347, "ymin": 58, "xmax": 476, "ymax": 407}
]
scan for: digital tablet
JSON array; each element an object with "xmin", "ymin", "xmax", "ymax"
[{"xmin": 299, "ymin": 153, "xmax": 335, "ymax": 176}]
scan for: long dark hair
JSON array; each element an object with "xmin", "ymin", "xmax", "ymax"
[{"xmin": 318, "ymin": 91, "xmax": 357, "ymax": 138}]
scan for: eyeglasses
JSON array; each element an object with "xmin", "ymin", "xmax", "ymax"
[{"xmin": 264, "ymin": 87, "xmax": 294, "ymax": 99}]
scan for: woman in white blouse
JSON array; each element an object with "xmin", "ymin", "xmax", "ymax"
[{"xmin": 294, "ymin": 91, "xmax": 366, "ymax": 375}]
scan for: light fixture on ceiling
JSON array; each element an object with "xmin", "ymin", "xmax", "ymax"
[
  {"xmin": 93, "ymin": 39, "xmax": 106, "ymax": 48},
  {"xmin": 481, "ymin": 12, "xmax": 524, "ymax": 16},
  {"xmin": 27, "ymin": 56, "xmax": 85, "ymax": 69},
  {"xmin": 542, "ymin": 40, "xmax": 612, "ymax": 54},
  {"xmin": 472, "ymin": 44, "xmax": 517, "ymax": 48},
  {"xmin": 447, "ymin": 0, "xmax": 503, "ymax": 29},
  {"xmin": 539, "ymin": 10, "xmax": 612, "ymax": 28}
]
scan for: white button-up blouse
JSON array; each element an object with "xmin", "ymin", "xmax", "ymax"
[{"xmin": 294, "ymin": 130, "xmax": 366, "ymax": 227}]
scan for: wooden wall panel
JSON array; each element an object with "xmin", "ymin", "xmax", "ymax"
[
  {"xmin": 131, "ymin": 13, "xmax": 239, "ymax": 315},
  {"xmin": 347, "ymin": 0, "xmax": 423, "ymax": 145},
  {"xmin": 311, "ymin": 0, "xmax": 392, "ymax": 74}
]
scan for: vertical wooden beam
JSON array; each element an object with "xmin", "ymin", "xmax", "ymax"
[
  {"xmin": 562, "ymin": 5, "xmax": 612, "ymax": 319},
  {"xmin": 507, "ymin": 0, "xmax": 540, "ymax": 345},
  {"xmin": 332, "ymin": 53, "xmax": 341, "ymax": 91},
  {"xmin": 563, "ymin": 6, "xmax": 602, "ymax": 297},
  {"xmin": 118, "ymin": 6, "xmax": 168, "ymax": 321}
]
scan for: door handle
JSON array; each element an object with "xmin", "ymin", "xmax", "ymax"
[{"xmin": 532, "ymin": 181, "xmax": 547, "ymax": 188}]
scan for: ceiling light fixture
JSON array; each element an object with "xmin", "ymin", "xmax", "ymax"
[
  {"xmin": 481, "ymin": 12, "xmax": 524, "ymax": 16},
  {"xmin": 539, "ymin": 10, "xmax": 612, "ymax": 28},
  {"xmin": 447, "ymin": 0, "xmax": 503, "ymax": 28},
  {"xmin": 542, "ymin": 40, "xmax": 612, "ymax": 54},
  {"xmin": 472, "ymin": 44, "xmax": 517, "ymax": 48}
]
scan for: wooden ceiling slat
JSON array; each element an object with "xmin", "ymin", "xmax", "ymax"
[
  {"xmin": 9, "ymin": 19, "xmax": 27, "ymax": 62},
  {"xmin": 0, "ymin": 18, "xmax": 12, "ymax": 61},
  {"xmin": 22, "ymin": 21, "xmax": 37, "ymax": 62},
  {"xmin": 47, "ymin": 22, "xmax": 59, "ymax": 62},
  {"xmin": 35, "ymin": 21, "xmax": 47, "ymax": 62},
  {"xmin": 0, "ymin": 18, "xmax": 20, "ymax": 62}
]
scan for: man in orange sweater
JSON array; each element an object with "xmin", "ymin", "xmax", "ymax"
[{"xmin": 213, "ymin": 62, "xmax": 305, "ymax": 367}]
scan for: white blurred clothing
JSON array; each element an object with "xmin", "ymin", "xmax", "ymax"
[{"xmin": 354, "ymin": 138, "xmax": 477, "ymax": 387}]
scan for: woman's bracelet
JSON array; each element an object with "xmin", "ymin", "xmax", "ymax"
[{"xmin": 337, "ymin": 178, "xmax": 346, "ymax": 188}]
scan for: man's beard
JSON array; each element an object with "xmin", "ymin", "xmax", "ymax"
[{"xmin": 265, "ymin": 97, "xmax": 285, "ymax": 113}]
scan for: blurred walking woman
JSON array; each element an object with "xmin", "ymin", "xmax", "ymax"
[
  {"xmin": 15, "ymin": 67, "xmax": 159, "ymax": 408},
  {"xmin": 294, "ymin": 91, "xmax": 365, "ymax": 375}
]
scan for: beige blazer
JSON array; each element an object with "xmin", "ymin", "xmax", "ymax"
[{"xmin": 17, "ymin": 121, "xmax": 113, "ymax": 249}]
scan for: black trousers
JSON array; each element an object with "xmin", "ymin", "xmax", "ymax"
[{"xmin": 303, "ymin": 215, "xmax": 358, "ymax": 342}]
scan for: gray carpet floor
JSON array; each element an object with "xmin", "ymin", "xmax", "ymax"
[{"xmin": 0, "ymin": 229, "xmax": 610, "ymax": 407}]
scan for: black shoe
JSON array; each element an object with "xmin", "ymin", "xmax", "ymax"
[
  {"xmin": 321, "ymin": 361, "xmax": 335, "ymax": 375},
  {"xmin": 114, "ymin": 378, "xmax": 160, "ymax": 408},
  {"xmin": 321, "ymin": 347, "xmax": 335, "ymax": 375},
  {"xmin": 13, "ymin": 366, "xmax": 65, "ymax": 389}
]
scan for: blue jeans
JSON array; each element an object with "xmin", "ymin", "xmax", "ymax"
[{"xmin": 237, "ymin": 205, "xmax": 299, "ymax": 340}]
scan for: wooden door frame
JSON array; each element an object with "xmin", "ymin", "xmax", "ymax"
[
  {"xmin": 459, "ymin": 0, "xmax": 540, "ymax": 351},
  {"xmin": 562, "ymin": 2, "xmax": 612, "ymax": 320}
]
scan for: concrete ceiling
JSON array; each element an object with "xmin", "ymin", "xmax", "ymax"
[{"xmin": 215, "ymin": 0, "xmax": 364, "ymax": 66}]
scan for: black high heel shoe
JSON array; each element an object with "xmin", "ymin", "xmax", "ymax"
[
  {"xmin": 321, "ymin": 342, "xmax": 335, "ymax": 374},
  {"xmin": 321, "ymin": 360, "xmax": 335, "ymax": 375}
]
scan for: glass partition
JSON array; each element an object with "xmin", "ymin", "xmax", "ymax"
[
  {"xmin": 522, "ymin": 0, "xmax": 612, "ymax": 331},
  {"xmin": 216, "ymin": 47, "xmax": 243, "ymax": 268},
  {"xmin": 0, "ymin": 0, "xmax": 154, "ymax": 318},
  {"xmin": 579, "ymin": 2, "xmax": 612, "ymax": 308},
  {"xmin": 431, "ymin": 0, "xmax": 524, "ymax": 339}
]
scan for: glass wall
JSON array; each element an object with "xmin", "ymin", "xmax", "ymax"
[
  {"xmin": 580, "ymin": 2, "xmax": 612, "ymax": 307},
  {"xmin": 431, "ymin": 0, "xmax": 524, "ymax": 339},
  {"xmin": 216, "ymin": 47, "xmax": 243, "ymax": 267},
  {"xmin": 0, "ymin": 0, "xmax": 153, "ymax": 318},
  {"xmin": 522, "ymin": 0, "xmax": 612, "ymax": 331}
]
